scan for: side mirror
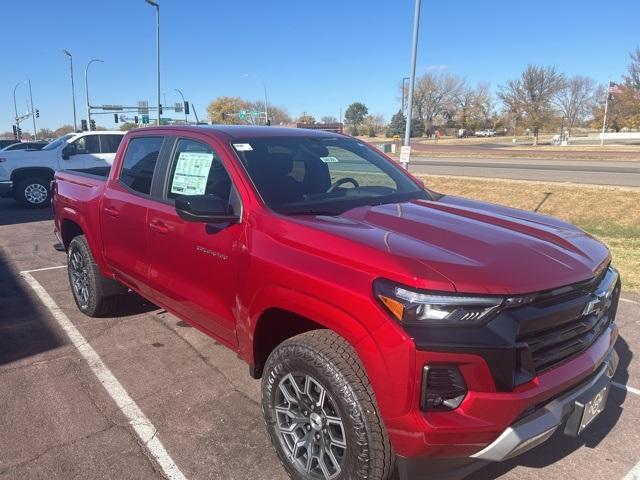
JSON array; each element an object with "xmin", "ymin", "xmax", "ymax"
[
  {"xmin": 62, "ymin": 144, "xmax": 76, "ymax": 160},
  {"xmin": 175, "ymin": 195, "xmax": 239, "ymax": 223}
]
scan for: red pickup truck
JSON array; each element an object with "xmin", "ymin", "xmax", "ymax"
[{"xmin": 53, "ymin": 126, "xmax": 620, "ymax": 480}]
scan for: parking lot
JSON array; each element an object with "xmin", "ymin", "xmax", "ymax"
[{"xmin": 1, "ymin": 197, "xmax": 639, "ymax": 480}]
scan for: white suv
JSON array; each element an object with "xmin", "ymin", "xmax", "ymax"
[{"xmin": 0, "ymin": 131, "xmax": 124, "ymax": 207}]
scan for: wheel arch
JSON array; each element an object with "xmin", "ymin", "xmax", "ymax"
[{"xmin": 10, "ymin": 167, "xmax": 56, "ymax": 183}]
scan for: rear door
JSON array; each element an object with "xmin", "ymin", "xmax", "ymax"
[
  {"xmin": 98, "ymin": 134, "xmax": 124, "ymax": 166},
  {"xmin": 100, "ymin": 135, "xmax": 167, "ymax": 295},
  {"xmin": 145, "ymin": 135, "xmax": 245, "ymax": 346}
]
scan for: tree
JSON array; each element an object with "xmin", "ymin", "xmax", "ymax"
[
  {"xmin": 553, "ymin": 76, "xmax": 597, "ymax": 133},
  {"xmin": 0, "ymin": 131, "xmax": 15, "ymax": 139},
  {"xmin": 344, "ymin": 102, "xmax": 368, "ymax": 127},
  {"xmin": 37, "ymin": 128, "xmax": 55, "ymax": 139},
  {"xmin": 297, "ymin": 113, "xmax": 316, "ymax": 124},
  {"xmin": 207, "ymin": 96, "xmax": 249, "ymax": 124},
  {"xmin": 498, "ymin": 65, "xmax": 565, "ymax": 145},
  {"xmin": 320, "ymin": 116, "xmax": 338, "ymax": 124},
  {"xmin": 120, "ymin": 122, "xmax": 137, "ymax": 131},
  {"xmin": 407, "ymin": 73, "xmax": 464, "ymax": 132},
  {"xmin": 54, "ymin": 125, "xmax": 75, "ymax": 136},
  {"xmin": 385, "ymin": 111, "xmax": 423, "ymax": 138},
  {"xmin": 625, "ymin": 47, "xmax": 640, "ymax": 90},
  {"xmin": 454, "ymin": 83, "xmax": 493, "ymax": 130},
  {"xmin": 247, "ymin": 100, "xmax": 292, "ymax": 125}
]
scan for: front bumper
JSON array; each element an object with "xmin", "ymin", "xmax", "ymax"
[
  {"xmin": 0, "ymin": 180, "xmax": 12, "ymax": 197},
  {"xmin": 471, "ymin": 348, "xmax": 618, "ymax": 462}
]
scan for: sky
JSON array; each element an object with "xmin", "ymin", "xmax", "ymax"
[{"xmin": 2, "ymin": 0, "xmax": 639, "ymax": 133}]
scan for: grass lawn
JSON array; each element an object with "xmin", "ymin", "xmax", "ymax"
[{"xmin": 416, "ymin": 175, "xmax": 640, "ymax": 291}]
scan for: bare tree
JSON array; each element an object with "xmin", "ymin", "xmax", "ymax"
[
  {"xmin": 625, "ymin": 47, "xmax": 640, "ymax": 89},
  {"xmin": 320, "ymin": 116, "xmax": 338, "ymax": 124},
  {"xmin": 404, "ymin": 73, "xmax": 464, "ymax": 132},
  {"xmin": 554, "ymin": 76, "xmax": 597, "ymax": 133},
  {"xmin": 498, "ymin": 65, "xmax": 565, "ymax": 145},
  {"xmin": 454, "ymin": 83, "xmax": 493, "ymax": 130}
]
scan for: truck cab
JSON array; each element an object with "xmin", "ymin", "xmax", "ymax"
[{"xmin": 0, "ymin": 130, "xmax": 124, "ymax": 207}]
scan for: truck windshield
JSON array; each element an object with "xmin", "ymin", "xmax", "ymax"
[
  {"xmin": 231, "ymin": 136, "xmax": 428, "ymax": 215},
  {"xmin": 42, "ymin": 133, "xmax": 75, "ymax": 151}
]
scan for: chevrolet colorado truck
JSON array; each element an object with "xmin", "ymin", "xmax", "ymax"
[
  {"xmin": 52, "ymin": 125, "xmax": 620, "ymax": 480},
  {"xmin": 0, "ymin": 130, "xmax": 123, "ymax": 207}
]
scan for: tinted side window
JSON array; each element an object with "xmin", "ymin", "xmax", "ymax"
[
  {"xmin": 166, "ymin": 139, "xmax": 232, "ymax": 202},
  {"xmin": 100, "ymin": 135, "xmax": 123, "ymax": 153},
  {"xmin": 73, "ymin": 135, "xmax": 100, "ymax": 154},
  {"xmin": 120, "ymin": 137, "xmax": 164, "ymax": 195}
]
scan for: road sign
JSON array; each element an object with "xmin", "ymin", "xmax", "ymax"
[
  {"xmin": 400, "ymin": 146, "xmax": 411, "ymax": 164},
  {"xmin": 138, "ymin": 101, "xmax": 149, "ymax": 115},
  {"xmin": 174, "ymin": 102, "xmax": 183, "ymax": 113},
  {"xmin": 239, "ymin": 110, "xmax": 246, "ymax": 119},
  {"xmin": 102, "ymin": 104, "xmax": 124, "ymax": 111},
  {"xmin": 141, "ymin": 114, "xmax": 150, "ymax": 124}
]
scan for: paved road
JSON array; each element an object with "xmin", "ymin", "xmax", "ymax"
[
  {"xmin": 405, "ymin": 157, "xmax": 640, "ymax": 187},
  {"xmin": 1, "ymin": 198, "xmax": 639, "ymax": 480}
]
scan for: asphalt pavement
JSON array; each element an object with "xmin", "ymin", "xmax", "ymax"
[
  {"xmin": 1, "ymin": 198, "xmax": 639, "ymax": 480},
  {"xmin": 405, "ymin": 157, "xmax": 640, "ymax": 187}
]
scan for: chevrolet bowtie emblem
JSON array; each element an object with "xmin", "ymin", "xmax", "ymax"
[{"xmin": 583, "ymin": 290, "xmax": 611, "ymax": 316}]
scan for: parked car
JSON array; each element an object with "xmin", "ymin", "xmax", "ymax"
[
  {"xmin": 0, "ymin": 131, "xmax": 124, "ymax": 207},
  {"xmin": 0, "ymin": 139, "xmax": 19, "ymax": 150},
  {"xmin": 475, "ymin": 129, "xmax": 496, "ymax": 137},
  {"xmin": 0, "ymin": 141, "xmax": 48, "ymax": 152},
  {"xmin": 53, "ymin": 126, "xmax": 620, "ymax": 480}
]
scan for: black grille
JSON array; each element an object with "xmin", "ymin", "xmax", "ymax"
[{"xmin": 517, "ymin": 268, "xmax": 619, "ymax": 373}]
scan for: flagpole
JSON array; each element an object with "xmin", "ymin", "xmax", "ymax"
[{"xmin": 600, "ymin": 81, "xmax": 610, "ymax": 146}]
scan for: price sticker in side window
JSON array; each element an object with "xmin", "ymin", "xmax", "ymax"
[{"xmin": 170, "ymin": 151, "xmax": 214, "ymax": 195}]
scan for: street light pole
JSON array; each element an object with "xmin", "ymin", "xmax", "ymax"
[
  {"xmin": 28, "ymin": 79, "xmax": 37, "ymax": 140},
  {"xmin": 85, "ymin": 59, "xmax": 104, "ymax": 131},
  {"xmin": 243, "ymin": 74, "xmax": 269, "ymax": 125},
  {"xmin": 146, "ymin": 0, "xmax": 160, "ymax": 126},
  {"xmin": 174, "ymin": 88, "xmax": 188, "ymax": 124},
  {"xmin": 13, "ymin": 80, "xmax": 27, "ymax": 139},
  {"xmin": 401, "ymin": 77, "xmax": 409, "ymax": 115},
  {"xmin": 63, "ymin": 49, "xmax": 78, "ymax": 132},
  {"xmin": 403, "ymin": 0, "xmax": 422, "ymax": 170}
]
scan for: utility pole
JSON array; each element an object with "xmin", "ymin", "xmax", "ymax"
[
  {"xmin": 63, "ymin": 49, "xmax": 78, "ymax": 132},
  {"xmin": 403, "ymin": 0, "xmax": 422, "ymax": 170},
  {"xmin": 13, "ymin": 80, "xmax": 27, "ymax": 139},
  {"xmin": 600, "ymin": 82, "xmax": 610, "ymax": 146},
  {"xmin": 243, "ymin": 74, "xmax": 269, "ymax": 125},
  {"xmin": 145, "ymin": 0, "xmax": 161, "ymax": 126},
  {"xmin": 401, "ymin": 77, "xmax": 409, "ymax": 115},
  {"xmin": 85, "ymin": 59, "xmax": 104, "ymax": 131},
  {"xmin": 28, "ymin": 80, "xmax": 37, "ymax": 140}
]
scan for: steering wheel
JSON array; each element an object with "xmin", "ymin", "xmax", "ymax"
[{"xmin": 327, "ymin": 177, "xmax": 360, "ymax": 193}]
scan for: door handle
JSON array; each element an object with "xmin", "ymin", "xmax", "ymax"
[
  {"xmin": 103, "ymin": 206, "xmax": 119, "ymax": 217},
  {"xmin": 149, "ymin": 219, "xmax": 170, "ymax": 234}
]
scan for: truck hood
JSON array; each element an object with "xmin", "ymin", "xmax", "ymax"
[{"xmin": 290, "ymin": 195, "xmax": 610, "ymax": 295}]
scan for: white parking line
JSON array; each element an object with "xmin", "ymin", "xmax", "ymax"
[
  {"xmin": 612, "ymin": 381, "xmax": 640, "ymax": 396},
  {"xmin": 620, "ymin": 298, "xmax": 640, "ymax": 306},
  {"xmin": 20, "ymin": 271, "xmax": 188, "ymax": 480},
  {"xmin": 624, "ymin": 462, "xmax": 640, "ymax": 480},
  {"xmin": 22, "ymin": 265, "xmax": 67, "ymax": 274}
]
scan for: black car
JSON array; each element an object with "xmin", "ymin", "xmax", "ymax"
[
  {"xmin": 0, "ymin": 141, "xmax": 48, "ymax": 152},
  {"xmin": 0, "ymin": 139, "xmax": 18, "ymax": 149}
]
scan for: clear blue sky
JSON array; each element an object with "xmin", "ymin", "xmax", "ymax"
[{"xmin": 3, "ymin": 0, "xmax": 639, "ymax": 133}]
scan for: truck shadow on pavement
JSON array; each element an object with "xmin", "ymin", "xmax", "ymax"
[
  {"xmin": 0, "ymin": 251, "xmax": 64, "ymax": 366},
  {"xmin": 0, "ymin": 198, "xmax": 53, "ymax": 226},
  {"xmin": 473, "ymin": 335, "xmax": 632, "ymax": 479}
]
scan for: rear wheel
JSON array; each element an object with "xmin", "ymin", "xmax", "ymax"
[
  {"xmin": 14, "ymin": 177, "xmax": 51, "ymax": 208},
  {"xmin": 67, "ymin": 235, "xmax": 125, "ymax": 317},
  {"xmin": 261, "ymin": 330, "xmax": 395, "ymax": 480}
]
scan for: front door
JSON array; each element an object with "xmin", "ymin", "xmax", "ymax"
[{"xmin": 146, "ymin": 136, "xmax": 244, "ymax": 347}]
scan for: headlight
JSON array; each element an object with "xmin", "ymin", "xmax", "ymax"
[{"xmin": 374, "ymin": 280, "xmax": 534, "ymax": 326}]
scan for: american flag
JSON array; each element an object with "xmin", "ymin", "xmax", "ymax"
[{"xmin": 608, "ymin": 82, "xmax": 622, "ymax": 94}]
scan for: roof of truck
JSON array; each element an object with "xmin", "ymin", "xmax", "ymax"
[{"xmin": 132, "ymin": 125, "xmax": 346, "ymax": 140}]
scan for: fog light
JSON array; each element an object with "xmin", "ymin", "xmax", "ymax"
[{"xmin": 420, "ymin": 365, "xmax": 467, "ymax": 411}]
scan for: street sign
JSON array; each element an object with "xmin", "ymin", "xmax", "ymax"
[
  {"xmin": 239, "ymin": 110, "xmax": 246, "ymax": 119},
  {"xmin": 400, "ymin": 146, "xmax": 411, "ymax": 164},
  {"xmin": 102, "ymin": 104, "xmax": 124, "ymax": 111},
  {"xmin": 141, "ymin": 114, "xmax": 150, "ymax": 124},
  {"xmin": 174, "ymin": 102, "xmax": 183, "ymax": 113},
  {"xmin": 138, "ymin": 101, "xmax": 149, "ymax": 115}
]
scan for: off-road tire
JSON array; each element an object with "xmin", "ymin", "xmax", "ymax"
[
  {"xmin": 67, "ymin": 235, "xmax": 125, "ymax": 317},
  {"xmin": 261, "ymin": 330, "xmax": 395, "ymax": 480}
]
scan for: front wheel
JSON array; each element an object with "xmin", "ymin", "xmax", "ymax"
[
  {"xmin": 14, "ymin": 177, "xmax": 51, "ymax": 208},
  {"xmin": 261, "ymin": 330, "xmax": 395, "ymax": 480}
]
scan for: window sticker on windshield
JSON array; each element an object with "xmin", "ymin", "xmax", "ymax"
[
  {"xmin": 233, "ymin": 143, "xmax": 253, "ymax": 151},
  {"xmin": 171, "ymin": 151, "xmax": 214, "ymax": 195},
  {"xmin": 320, "ymin": 156, "xmax": 339, "ymax": 163}
]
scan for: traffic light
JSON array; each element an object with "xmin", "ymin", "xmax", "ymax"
[
  {"xmin": 12, "ymin": 125, "xmax": 17, "ymax": 139},
  {"xmin": 16, "ymin": 126, "xmax": 22, "ymax": 138},
  {"xmin": 184, "ymin": 101, "xmax": 190, "ymax": 115},
  {"xmin": 134, "ymin": 116, "xmax": 139, "ymax": 124},
  {"xmin": 90, "ymin": 119, "xmax": 96, "ymax": 131},
  {"xmin": 81, "ymin": 119, "xmax": 88, "ymax": 131},
  {"xmin": 114, "ymin": 114, "xmax": 119, "ymax": 123},
  {"xmin": 159, "ymin": 104, "xmax": 163, "ymax": 115},
  {"xmin": 35, "ymin": 109, "xmax": 40, "ymax": 118}
]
